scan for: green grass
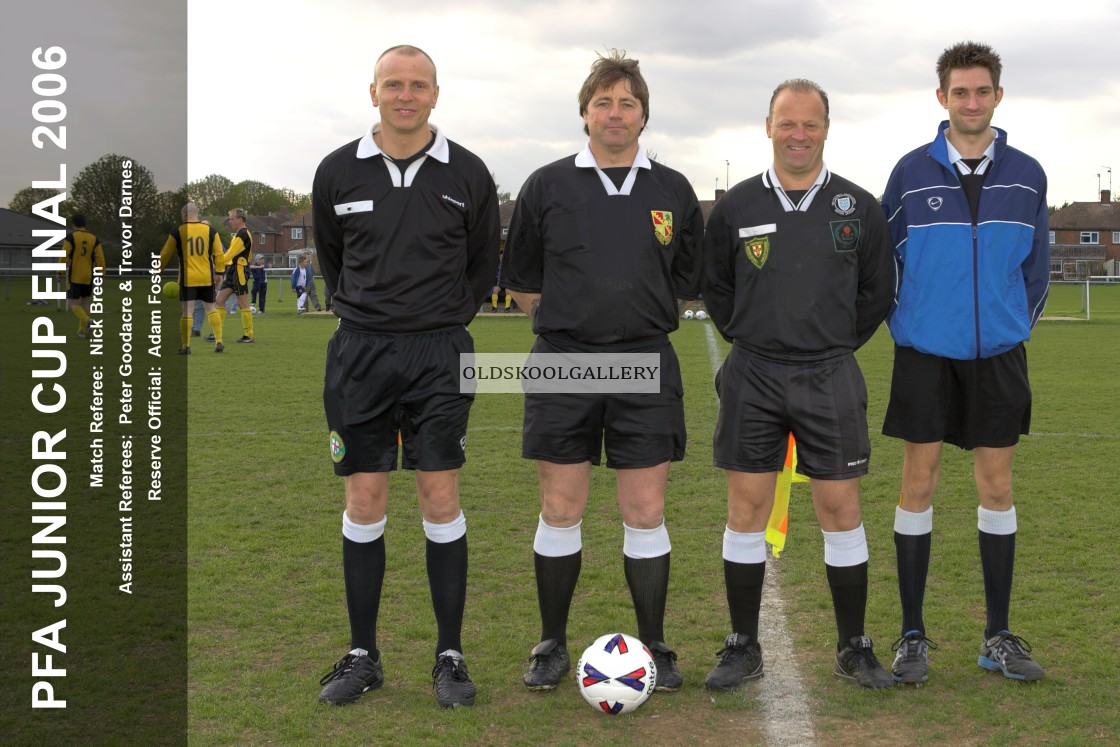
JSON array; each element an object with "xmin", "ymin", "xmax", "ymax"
[
  {"xmin": 5, "ymin": 275, "xmax": 1112, "ymax": 745},
  {"xmin": 177, "ymin": 296, "xmax": 1120, "ymax": 746}
]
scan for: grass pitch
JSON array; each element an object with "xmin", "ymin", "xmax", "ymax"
[{"xmin": 178, "ymin": 287, "xmax": 1120, "ymax": 746}]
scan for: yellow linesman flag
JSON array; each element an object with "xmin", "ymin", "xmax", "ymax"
[{"xmin": 766, "ymin": 433, "xmax": 809, "ymax": 558}]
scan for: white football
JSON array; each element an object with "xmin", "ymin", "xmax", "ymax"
[
  {"xmin": 695, "ymin": 310, "xmax": 708, "ymax": 320},
  {"xmin": 683, "ymin": 309, "xmax": 695, "ymax": 320},
  {"xmin": 576, "ymin": 633, "xmax": 656, "ymax": 715}
]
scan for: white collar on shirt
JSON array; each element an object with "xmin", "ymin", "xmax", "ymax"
[
  {"xmin": 762, "ymin": 163, "xmax": 831, "ymax": 212},
  {"xmin": 355, "ymin": 124, "xmax": 450, "ymax": 187},
  {"xmin": 574, "ymin": 143, "xmax": 652, "ymax": 196},
  {"xmin": 944, "ymin": 129, "xmax": 997, "ymax": 175}
]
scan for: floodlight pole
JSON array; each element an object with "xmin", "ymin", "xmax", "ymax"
[
  {"xmin": 725, "ymin": 160, "xmax": 730, "ymax": 189},
  {"xmin": 1103, "ymin": 167, "xmax": 1113, "ymax": 193}
]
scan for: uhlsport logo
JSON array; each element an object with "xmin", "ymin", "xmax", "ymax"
[
  {"xmin": 651, "ymin": 210, "xmax": 673, "ymax": 246},
  {"xmin": 744, "ymin": 236, "xmax": 770, "ymax": 269},
  {"xmin": 329, "ymin": 431, "xmax": 346, "ymax": 463}
]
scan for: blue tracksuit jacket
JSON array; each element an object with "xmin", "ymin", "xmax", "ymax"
[{"xmin": 882, "ymin": 122, "xmax": 1049, "ymax": 360}]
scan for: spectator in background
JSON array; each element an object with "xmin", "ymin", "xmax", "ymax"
[
  {"xmin": 304, "ymin": 251, "xmax": 324, "ymax": 312},
  {"xmin": 250, "ymin": 256, "xmax": 268, "ymax": 314},
  {"xmin": 291, "ymin": 254, "xmax": 312, "ymax": 314}
]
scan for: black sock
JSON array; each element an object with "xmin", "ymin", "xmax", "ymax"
[
  {"xmin": 723, "ymin": 560, "xmax": 765, "ymax": 641},
  {"xmin": 979, "ymin": 530, "xmax": 1016, "ymax": 638},
  {"xmin": 826, "ymin": 562, "xmax": 868, "ymax": 649},
  {"xmin": 426, "ymin": 535, "xmax": 468, "ymax": 657},
  {"xmin": 534, "ymin": 551, "xmax": 581, "ymax": 646},
  {"xmin": 895, "ymin": 531, "xmax": 931, "ymax": 636},
  {"xmin": 343, "ymin": 534, "xmax": 385, "ymax": 654},
  {"xmin": 624, "ymin": 553, "xmax": 671, "ymax": 644}
]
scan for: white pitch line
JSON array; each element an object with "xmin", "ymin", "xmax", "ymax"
[{"xmin": 704, "ymin": 323, "xmax": 816, "ymax": 747}]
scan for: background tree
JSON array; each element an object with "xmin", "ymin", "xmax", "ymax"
[
  {"xmin": 70, "ymin": 154, "xmax": 161, "ymax": 263},
  {"xmin": 281, "ymin": 187, "xmax": 312, "ymax": 216},
  {"xmin": 187, "ymin": 174, "xmax": 234, "ymax": 214},
  {"xmin": 490, "ymin": 172, "xmax": 512, "ymax": 203},
  {"xmin": 8, "ymin": 186, "xmax": 72, "ymax": 219}
]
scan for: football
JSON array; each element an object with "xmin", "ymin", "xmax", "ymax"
[
  {"xmin": 683, "ymin": 309, "xmax": 695, "ymax": 319},
  {"xmin": 576, "ymin": 633, "xmax": 656, "ymax": 715},
  {"xmin": 163, "ymin": 280, "xmax": 179, "ymax": 298},
  {"xmin": 695, "ymin": 310, "xmax": 708, "ymax": 320}
]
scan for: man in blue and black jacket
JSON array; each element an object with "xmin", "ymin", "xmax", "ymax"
[{"xmin": 881, "ymin": 40, "xmax": 1049, "ymax": 686}]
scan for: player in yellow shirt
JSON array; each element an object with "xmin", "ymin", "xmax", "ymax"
[
  {"xmin": 214, "ymin": 208, "xmax": 255, "ymax": 343},
  {"xmin": 159, "ymin": 202, "xmax": 226, "ymax": 353},
  {"xmin": 61, "ymin": 214, "xmax": 106, "ymax": 338}
]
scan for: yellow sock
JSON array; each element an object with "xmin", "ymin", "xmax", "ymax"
[
  {"xmin": 504, "ymin": 295, "xmax": 512, "ymax": 309},
  {"xmin": 208, "ymin": 310, "xmax": 224, "ymax": 344},
  {"xmin": 180, "ymin": 316, "xmax": 191, "ymax": 348},
  {"xmin": 491, "ymin": 293, "xmax": 498, "ymax": 308},
  {"xmin": 72, "ymin": 306, "xmax": 89, "ymax": 333},
  {"xmin": 241, "ymin": 308, "xmax": 254, "ymax": 339}
]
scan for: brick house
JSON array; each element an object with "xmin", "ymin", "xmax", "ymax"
[
  {"xmin": 279, "ymin": 214, "xmax": 315, "ymax": 261},
  {"xmin": 1048, "ymin": 190, "xmax": 1120, "ymax": 278}
]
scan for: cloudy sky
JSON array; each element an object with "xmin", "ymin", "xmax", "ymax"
[
  {"xmin": 3, "ymin": 1, "xmax": 1118, "ymax": 210},
  {"xmin": 184, "ymin": 0, "xmax": 1118, "ymax": 207}
]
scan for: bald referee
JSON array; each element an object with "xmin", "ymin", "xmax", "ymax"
[
  {"xmin": 312, "ymin": 44, "xmax": 500, "ymax": 709},
  {"xmin": 701, "ymin": 79, "xmax": 895, "ymax": 691}
]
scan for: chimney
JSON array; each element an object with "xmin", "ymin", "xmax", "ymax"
[
  {"xmin": 715, "ymin": 188, "xmax": 726, "ymax": 201},
  {"xmin": 1102, "ymin": 190, "xmax": 1111, "ymax": 204}
]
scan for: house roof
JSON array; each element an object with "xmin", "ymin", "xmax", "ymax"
[
  {"xmin": 0, "ymin": 208, "xmax": 64, "ymax": 248},
  {"xmin": 282, "ymin": 213, "xmax": 313, "ymax": 229},
  {"xmin": 1050, "ymin": 200, "xmax": 1120, "ymax": 231}
]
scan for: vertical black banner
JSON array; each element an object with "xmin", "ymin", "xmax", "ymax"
[{"xmin": 0, "ymin": 2, "xmax": 188, "ymax": 744}]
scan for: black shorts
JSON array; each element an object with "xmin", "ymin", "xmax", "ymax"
[
  {"xmin": 521, "ymin": 335, "xmax": 686, "ymax": 469},
  {"xmin": 713, "ymin": 345, "xmax": 870, "ymax": 479},
  {"xmin": 182, "ymin": 285, "xmax": 216, "ymax": 303},
  {"xmin": 66, "ymin": 283, "xmax": 93, "ymax": 300},
  {"xmin": 220, "ymin": 265, "xmax": 248, "ymax": 295},
  {"xmin": 323, "ymin": 324, "xmax": 475, "ymax": 475},
  {"xmin": 882, "ymin": 343, "xmax": 1031, "ymax": 450}
]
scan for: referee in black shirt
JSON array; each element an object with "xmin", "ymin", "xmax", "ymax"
[
  {"xmin": 502, "ymin": 49, "xmax": 703, "ymax": 694},
  {"xmin": 700, "ymin": 79, "xmax": 896, "ymax": 691},
  {"xmin": 312, "ymin": 44, "xmax": 500, "ymax": 708}
]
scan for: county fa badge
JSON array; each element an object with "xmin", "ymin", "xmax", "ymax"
[
  {"xmin": 744, "ymin": 236, "xmax": 770, "ymax": 269},
  {"xmin": 651, "ymin": 210, "xmax": 673, "ymax": 246},
  {"xmin": 329, "ymin": 431, "xmax": 346, "ymax": 463}
]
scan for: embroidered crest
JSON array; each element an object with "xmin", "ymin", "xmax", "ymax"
[
  {"xmin": 744, "ymin": 236, "xmax": 770, "ymax": 269},
  {"xmin": 927, "ymin": 196, "xmax": 944, "ymax": 211},
  {"xmin": 329, "ymin": 431, "xmax": 346, "ymax": 463},
  {"xmin": 830, "ymin": 220, "xmax": 861, "ymax": 252},
  {"xmin": 831, "ymin": 193, "xmax": 857, "ymax": 216},
  {"xmin": 651, "ymin": 210, "xmax": 673, "ymax": 246}
]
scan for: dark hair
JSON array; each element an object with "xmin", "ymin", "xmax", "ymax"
[
  {"xmin": 374, "ymin": 45, "xmax": 437, "ymax": 86},
  {"xmin": 767, "ymin": 79, "xmax": 829, "ymax": 123},
  {"xmin": 71, "ymin": 214, "xmax": 86, "ymax": 228},
  {"xmin": 937, "ymin": 41, "xmax": 1002, "ymax": 91},
  {"xmin": 578, "ymin": 49, "xmax": 649, "ymax": 135}
]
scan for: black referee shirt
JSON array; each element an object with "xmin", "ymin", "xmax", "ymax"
[
  {"xmin": 501, "ymin": 146, "xmax": 702, "ymax": 345},
  {"xmin": 312, "ymin": 125, "xmax": 500, "ymax": 333},
  {"xmin": 702, "ymin": 166, "xmax": 895, "ymax": 361}
]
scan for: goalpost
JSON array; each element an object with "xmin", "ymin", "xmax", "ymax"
[{"xmin": 1049, "ymin": 276, "xmax": 1120, "ymax": 320}]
